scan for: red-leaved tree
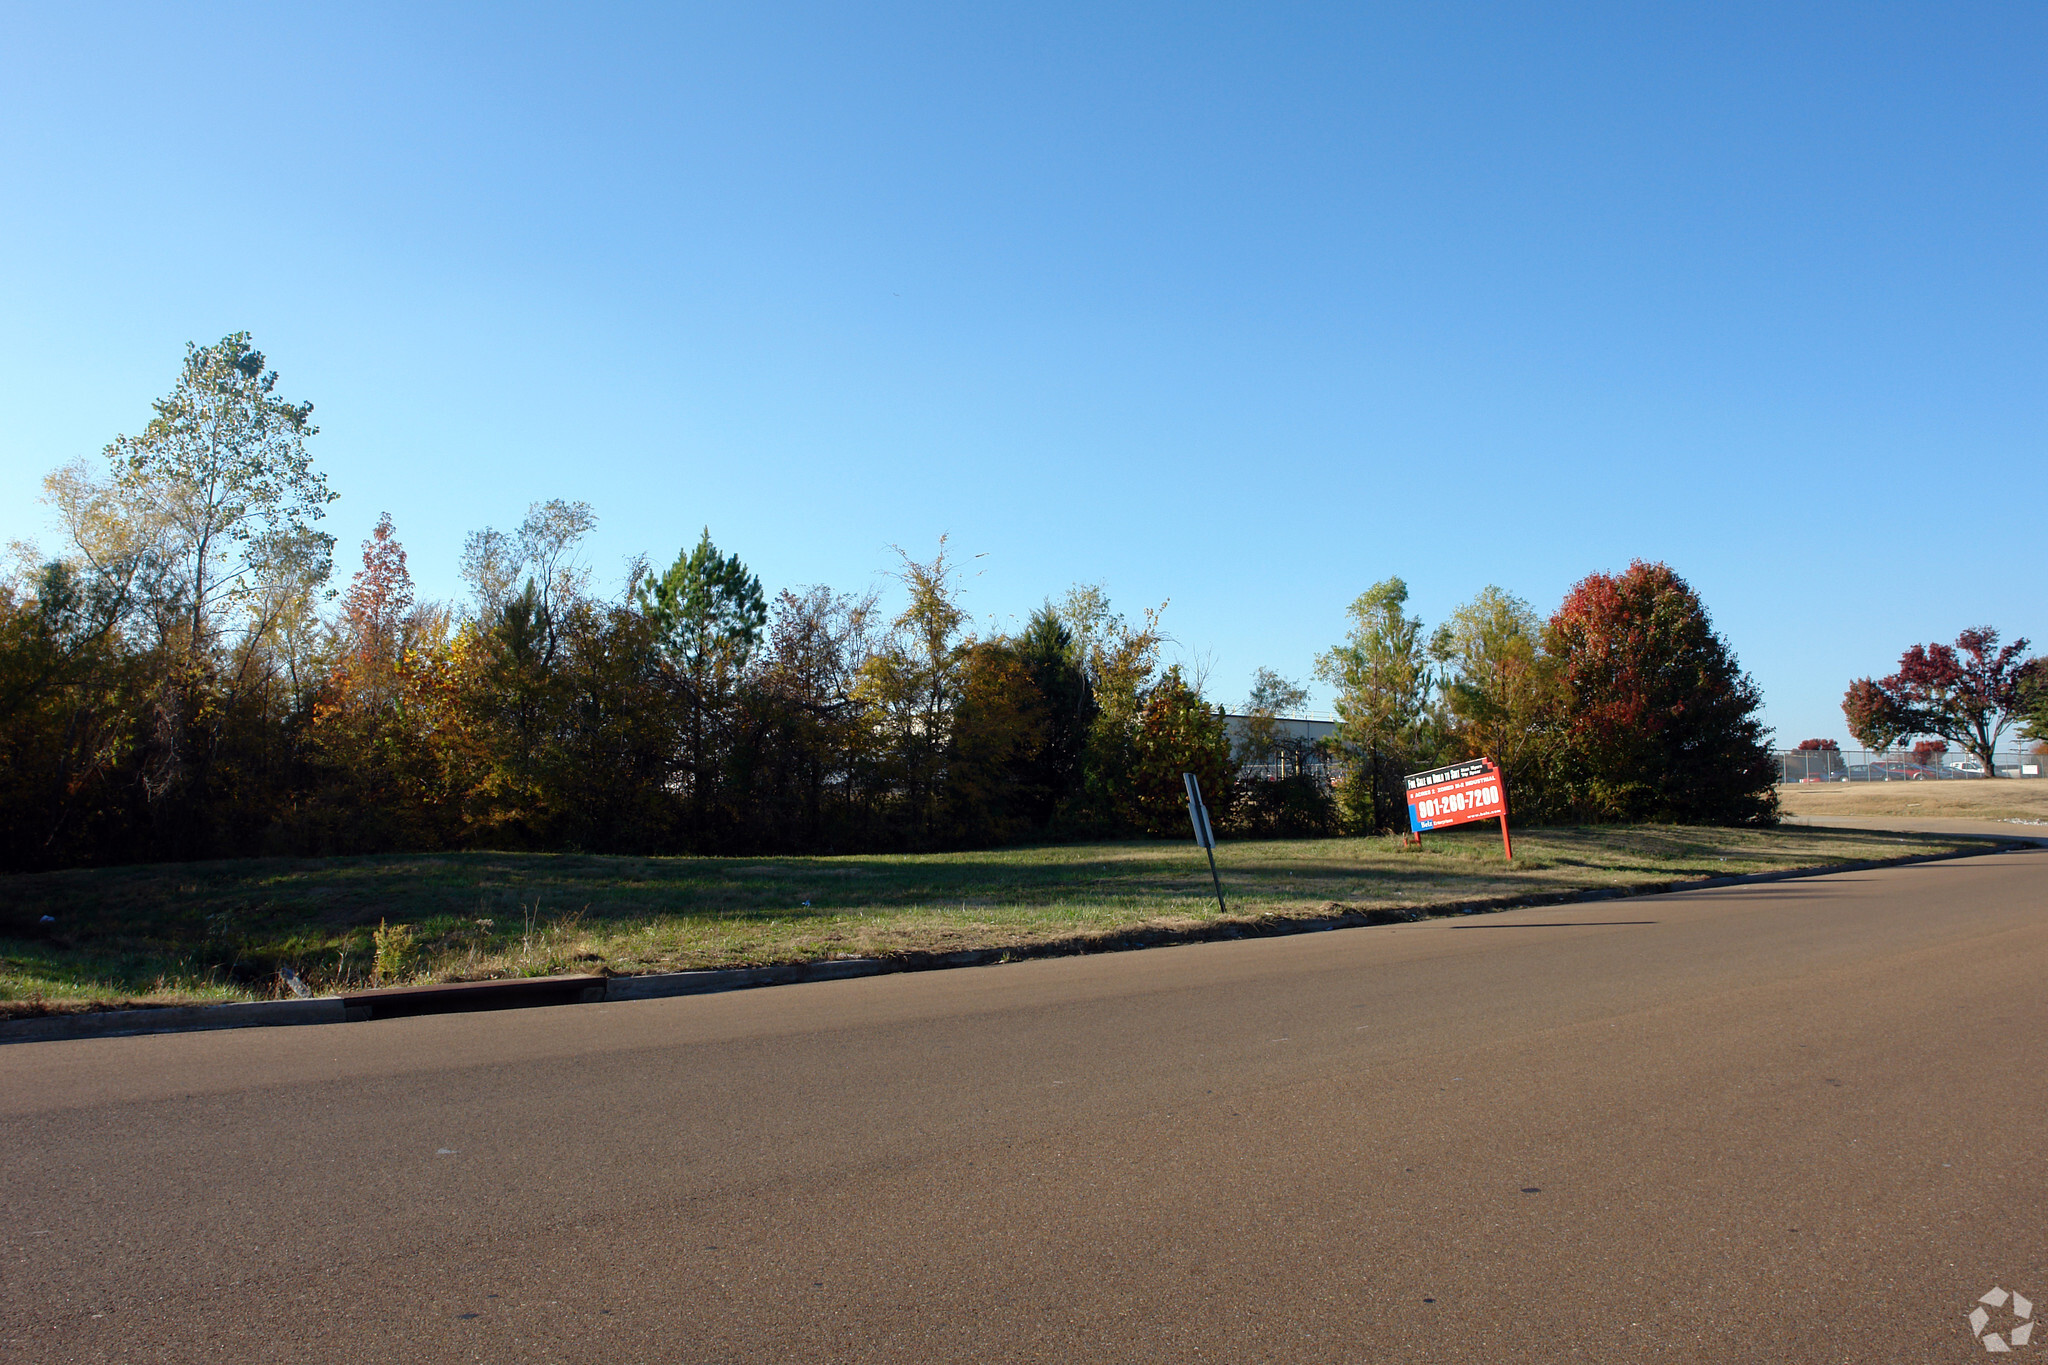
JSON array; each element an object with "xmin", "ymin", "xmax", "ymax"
[
  {"xmin": 335, "ymin": 512, "xmax": 416, "ymax": 708},
  {"xmin": 1842, "ymin": 628, "xmax": 2032, "ymax": 777},
  {"xmin": 1546, "ymin": 561, "xmax": 1777, "ymax": 824}
]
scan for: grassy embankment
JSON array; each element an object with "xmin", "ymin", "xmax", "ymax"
[
  {"xmin": 1778, "ymin": 776, "xmax": 2048, "ymax": 823},
  {"xmin": 0, "ymin": 821, "xmax": 1993, "ymax": 1017}
]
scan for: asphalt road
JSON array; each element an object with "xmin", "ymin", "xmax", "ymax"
[
  {"xmin": 5, "ymin": 848, "xmax": 2045, "ymax": 1363},
  {"xmin": 1787, "ymin": 813, "xmax": 2048, "ymax": 845}
]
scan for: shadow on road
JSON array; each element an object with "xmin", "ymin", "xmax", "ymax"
[{"xmin": 1452, "ymin": 920, "xmax": 1658, "ymax": 928}]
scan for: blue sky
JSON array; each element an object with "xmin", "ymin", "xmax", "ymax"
[{"xmin": 2, "ymin": 2, "xmax": 2041, "ymax": 746}]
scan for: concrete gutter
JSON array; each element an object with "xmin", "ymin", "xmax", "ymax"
[{"xmin": 4, "ymin": 834, "xmax": 2031, "ymax": 1046}]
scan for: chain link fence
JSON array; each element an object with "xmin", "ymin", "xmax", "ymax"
[{"xmin": 1777, "ymin": 747, "xmax": 2043, "ymax": 783}]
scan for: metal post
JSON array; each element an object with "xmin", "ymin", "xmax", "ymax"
[
  {"xmin": 1202, "ymin": 840, "xmax": 1226, "ymax": 915},
  {"xmin": 1184, "ymin": 773, "xmax": 1226, "ymax": 915},
  {"xmin": 1499, "ymin": 812, "xmax": 1513, "ymax": 860}
]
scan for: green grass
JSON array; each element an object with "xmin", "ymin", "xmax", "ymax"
[{"xmin": 0, "ymin": 823, "xmax": 1990, "ymax": 1017}]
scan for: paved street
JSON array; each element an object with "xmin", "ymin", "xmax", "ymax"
[{"xmin": 4, "ymin": 847, "xmax": 2045, "ymax": 1362}]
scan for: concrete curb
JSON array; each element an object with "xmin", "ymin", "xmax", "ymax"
[
  {"xmin": 604, "ymin": 957, "xmax": 889, "ymax": 1001},
  {"xmin": 0, "ymin": 998, "xmax": 345, "ymax": 1045},
  {"xmin": 4, "ymin": 835, "xmax": 2028, "ymax": 1046},
  {"xmin": 340, "ymin": 972, "xmax": 606, "ymax": 1020}
]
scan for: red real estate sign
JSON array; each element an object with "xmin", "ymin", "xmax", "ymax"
[
  {"xmin": 1403, "ymin": 758, "xmax": 1512, "ymax": 858},
  {"xmin": 1404, "ymin": 758, "xmax": 1503, "ymax": 830}
]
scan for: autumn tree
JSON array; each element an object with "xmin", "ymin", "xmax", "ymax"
[
  {"xmin": 42, "ymin": 334, "xmax": 336, "ymax": 805},
  {"xmin": 857, "ymin": 539, "xmax": 971, "ymax": 840},
  {"xmin": 302, "ymin": 516, "xmax": 461, "ymax": 849},
  {"xmin": 1546, "ymin": 561, "xmax": 1775, "ymax": 825},
  {"xmin": 0, "ymin": 562, "xmax": 152, "ymax": 867},
  {"xmin": 1127, "ymin": 665, "xmax": 1234, "ymax": 836},
  {"xmin": 1429, "ymin": 585, "xmax": 1562, "ymax": 818},
  {"xmin": 1317, "ymin": 577, "xmax": 1438, "ymax": 832},
  {"xmin": 449, "ymin": 502, "xmax": 604, "ymax": 842},
  {"xmin": 1057, "ymin": 584, "xmax": 1165, "ymax": 833},
  {"xmin": 333, "ymin": 515, "xmax": 421, "ymax": 706},
  {"xmin": 745, "ymin": 585, "xmax": 881, "ymax": 846},
  {"xmin": 1842, "ymin": 627, "xmax": 2034, "ymax": 776},
  {"xmin": 1785, "ymin": 738, "xmax": 1845, "ymax": 782},
  {"xmin": 944, "ymin": 638, "xmax": 1050, "ymax": 844}
]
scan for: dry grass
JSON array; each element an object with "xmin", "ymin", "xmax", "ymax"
[
  {"xmin": 1778, "ymin": 778, "xmax": 2048, "ymax": 822},
  {"xmin": 0, "ymin": 823, "xmax": 1995, "ymax": 1017}
]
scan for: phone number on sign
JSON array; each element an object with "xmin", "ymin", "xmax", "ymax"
[{"xmin": 1414, "ymin": 784, "xmax": 1500, "ymax": 821}]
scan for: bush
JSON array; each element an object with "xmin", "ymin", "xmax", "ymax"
[{"xmin": 1230, "ymin": 773, "xmax": 1338, "ymax": 838}]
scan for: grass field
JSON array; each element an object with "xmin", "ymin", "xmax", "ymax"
[
  {"xmin": 0, "ymin": 822, "xmax": 1993, "ymax": 1018},
  {"xmin": 1778, "ymin": 777, "xmax": 2048, "ymax": 822}
]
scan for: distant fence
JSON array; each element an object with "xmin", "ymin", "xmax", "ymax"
[
  {"xmin": 1239, "ymin": 745, "xmax": 2045, "ymax": 785},
  {"xmin": 1777, "ymin": 748, "xmax": 2043, "ymax": 783},
  {"xmin": 1236, "ymin": 758, "xmax": 1337, "ymax": 785}
]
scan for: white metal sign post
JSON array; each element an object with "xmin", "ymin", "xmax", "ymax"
[{"xmin": 1183, "ymin": 772, "xmax": 1226, "ymax": 914}]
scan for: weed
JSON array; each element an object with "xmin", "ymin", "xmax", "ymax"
[
  {"xmin": 371, "ymin": 918, "xmax": 418, "ymax": 984},
  {"xmin": 468, "ymin": 917, "xmax": 495, "ymax": 968}
]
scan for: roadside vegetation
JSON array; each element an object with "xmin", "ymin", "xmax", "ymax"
[
  {"xmin": 4, "ymin": 333, "xmax": 1794, "ymax": 878},
  {"xmin": 0, "ymin": 824, "xmax": 1989, "ymax": 1017},
  {"xmin": 10, "ymin": 334, "xmax": 2032, "ymax": 1022}
]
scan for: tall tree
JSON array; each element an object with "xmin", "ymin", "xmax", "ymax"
[
  {"xmin": 1316, "ymin": 577, "xmax": 1436, "ymax": 832},
  {"xmin": 1842, "ymin": 628, "xmax": 2033, "ymax": 777},
  {"xmin": 639, "ymin": 529, "xmax": 768, "ymax": 671},
  {"xmin": 857, "ymin": 539, "xmax": 971, "ymax": 840},
  {"xmin": 1127, "ymin": 665, "xmax": 1234, "ymax": 836},
  {"xmin": 100, "ymin": 333, "xmax": 334, "ymax": 662},
  {"xmin": 334, "ymin": 514, "xmax": 417, "ymax": 708},
  {"xmin": 1430, "ymin": 586, "xmax": 1561, "ymax": 818},
  {"xmin": 306, "ymin": 516, "xmax": 459, "ymax": 850},
  {"xmin": 1057, "ymin": 584, "xmax": 1165, "ymax": 833},
  {"xmin": 1547, "ymin": 561, "xmax": 1776, "ymax": 824},
  {"xmin": 638, "ymin": 528, "xmax": 768, "ymax": 826},
  {"xmin": 42, "ymin": 334, "xmax": 334, "ymax": 805},
  {"xmin": 944, "ymin": 638, "xmax": 1049, "ymax": 844},
  {"xmin": 459, "ymin": 499, "xmax": 597, "ymax": 661},
  {"xmin": 747, "ymin": 585, "xmax": 881, "ymax": 846},
  {"xmin": 1015, "ymin": 604, "xmax": 1095, "ymax": 826}
]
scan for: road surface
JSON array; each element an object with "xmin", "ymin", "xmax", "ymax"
[{"xmin": 5, "ymin": 847, "xmax": 2044, "ymax": 1362}]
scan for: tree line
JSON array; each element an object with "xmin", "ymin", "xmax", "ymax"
[{"xmin": 0, "ymin": 335, "xmax": 1783, "ymax": 871}]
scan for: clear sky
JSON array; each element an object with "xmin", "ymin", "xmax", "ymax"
[{"xmin": 2, "ymin": 2, "xmax": 2041, "ymax": 746}]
